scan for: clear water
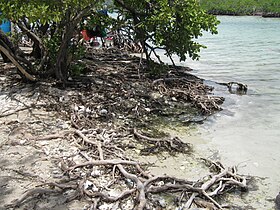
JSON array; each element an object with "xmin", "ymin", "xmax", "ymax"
[{"xmin": 181, "ymin": 16, "xmax": 280, "ymax": 208}]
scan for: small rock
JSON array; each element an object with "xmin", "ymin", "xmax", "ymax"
[
  {"xmin": 157, "ymin": 181, "xmax": 164, "ymax": 186},
  {"xmin": 151, "ymin": 92, "xmax": 162, "ymax": 99},
  {"xmin": 253, "ymin": 162, "xmax": 259, "ymax": 167},
  {"xmin": 180, "ymin": 166, "xmax": 186, "ymax": 170},
  {"xmin": 84, "ymin": 180, "xmax": 98, "ymax": 191},
  {"xmin": 52, "ymin": 170, "xmax": 61, "ymax": 175},
  {"xmin": 99, "ymin": 109, "xmax": 108, "ymax": 116},
  {"xmin": 19, "ymin": 139, "xmax": 27, "ymax": 145},
  {"xmin": 99, "ymin": 203, "xmax": 114, "ymax": 210},
  {"xmin": 144, "ymin": 107, "xmax": 151, "ymax": 112},
  {"xmin": 125, "ymin": 179, "xmax": 134, "ymax": 188},
  {"xmin": 158, "ymin": 199, "xmax": 166, "ymax": 207},
  {"xmin": 43, "ymin": 147, "xmax": 50, "ymax": 156},
  {"xmin": 73, "ymin": 104, "xmax": 79, "ymax": 111},
  {"xmin": 91, "ymin": 168, "xmax": 102, "ymax": 177},
  {"xmin": 78, "ymin": 105, "xmax": 85, "ymax": 112}
]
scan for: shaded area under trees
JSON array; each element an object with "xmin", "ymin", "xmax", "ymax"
[{"xmin": 0, "ymin": 0, "xmax": 219, "ymax": 83}]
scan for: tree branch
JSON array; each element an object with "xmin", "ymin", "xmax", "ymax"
[
  {"xmin": 0, "ymin": 45, "xmax": 36, "ymax": 81},
  {"xmin": 17, "ymin": 21, "xmax": 48, "ymax": 72}
]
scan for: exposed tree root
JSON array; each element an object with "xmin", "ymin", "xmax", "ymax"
[
  {"xmin": 30, "ymin": 130, "xmax": 73, "ymax": 141},
  {"xmin": 5, "ymin": 188, "xmax": 63, "ymax": 208},
  {"xmin": 0, "ymin": 107, "xmax": 30, "ymax": 118},
  {"xmin": 217, "ymin": 81, "xmax": 248, "ymax": 95},
  {"xmin": 6, "ymin": 126, "xmax": 249, "ymax": 209},
  {"xmin": 2, "ymin": 49, "xmax": 250, "ymax": 209},
  {"xmin": 133, "ymin": 128, "xmax": 192, "ymax": 154}
]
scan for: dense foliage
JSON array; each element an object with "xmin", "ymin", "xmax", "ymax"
[
  {"xmin": 260, "ymin": 0, "xmax": 280, "ymax": 14},
  {"xmin": 0, "ymin": 0, "xmax": 105, "ymax": 81},
  {"xmin": 114, "ymin": 0, "xmax": 219, "ymax": 64},
  {"xmin": 0, "ymin": 0, "xmax": 219, "ymax": 82},
  {"xmin": 200, "ymin": 0, "xmax": 280, "ymax": 15}
]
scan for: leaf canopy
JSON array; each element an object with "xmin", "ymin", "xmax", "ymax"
[
  {"xmin": 114, "ymin": 0, "xmax": 219, "ymax": 61},
  {"xmin": 0, "ymin": 0, "xmax": 104, "ymax": 24},
  {"xmin": 0, "ymin": 0, "xmax": 220, "ymax": 81}
]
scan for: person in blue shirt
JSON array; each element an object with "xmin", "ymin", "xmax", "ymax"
[{"xmin": 0, "ymin": 16, "xmax": 12, "ymax": 63}]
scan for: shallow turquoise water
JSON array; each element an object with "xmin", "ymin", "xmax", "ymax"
[
  {"xmin": 181, "ymin": 16, "xmax": 280, "ymax": 208},
  {"xmin": 153, "ymin": 15, "xmax": 280, "ymax": 207}
]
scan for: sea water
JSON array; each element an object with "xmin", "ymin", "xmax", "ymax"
[
  {"xmin": 157, "ymin": 16, "xmax": 280, "ymax": 208},
  {"xmin": 185, "ymin": 16, "xmax": 280, "ymax": 208}
]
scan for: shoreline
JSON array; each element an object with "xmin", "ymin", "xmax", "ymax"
[
  {"xmin": 207, "ymin": 12, "xmax": 280, "ymax": 18},
  {"xmin": 0, "ymin": 48, "xmax": 260, "ymax": 209}
]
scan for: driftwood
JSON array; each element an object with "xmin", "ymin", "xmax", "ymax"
[
  {"xmin": 28, "ymin": 130, "xmax": 73, "ymax": 141},
  {"xmin": 6, "ymin": 159, "xmax": 248, "ymax": 209}
]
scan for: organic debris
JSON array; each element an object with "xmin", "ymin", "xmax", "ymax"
[
  {"xmin": 5, "ymin": 126, "xmax": 249, "ymax": 210},
  {"xmin": 0, "ymin": 48, "xmax": 249, "ymax": 209}
]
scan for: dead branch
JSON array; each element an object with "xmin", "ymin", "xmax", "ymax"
[
  {"xmin": 152, "ymin": 77, "xmax": 199, "ymax": 86},
  {"xmin": 37, "ymin": 182, "xmax": 77, "ymax": 190},
  {"xmin": 201, "ymin": 169, "xmax": 228, "ymax": 191},
  {"xmin": 0, "ymin": 107, "xmax": 30, "ymax": 118},
  {"xmin": 0, "ymin": 45, "xmax": 36, "ymax": 81},
  {"xmin": 147, "ymin": 183, "xmax": 202, "ymax": 194}
]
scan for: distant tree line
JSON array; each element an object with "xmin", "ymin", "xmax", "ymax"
[{"xmin": 200, "ymin": 0, "xmax": 280, "ymax": 16}]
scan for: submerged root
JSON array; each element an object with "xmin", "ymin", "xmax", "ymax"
[{"xmin": 217, "ymin": 81, "xmax": 248, "ymax": 95}]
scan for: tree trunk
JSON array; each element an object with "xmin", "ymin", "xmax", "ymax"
[
  {"xmin": 17, "ymin": 21, "xmax": 48, "ymax": 72},
  {"xmin": 31, "ymin": 23, "xmax": 49, "ymax": 59},
  {"xmin": 54, "ymin": 6, "xmax": 91, "ymax": 82},
  {"xmin": 0, "ymin": 30, "xmax": 36, "ymax": 81},
  {"xmin": 55, "ymin": 39, "xmax": 71, "ymax": 82},
  {"xmin": 54, "ymin": 10, "xmax": 75, "ymax": 82}
]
